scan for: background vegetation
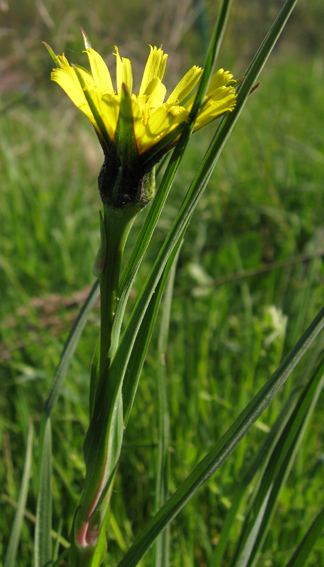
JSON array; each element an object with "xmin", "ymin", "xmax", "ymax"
[{"xmin": 1, "ymin": 1, "xmax": 324, "ymax": 566}]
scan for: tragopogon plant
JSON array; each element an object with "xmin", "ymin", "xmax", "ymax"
[
  {"xmin": 44, "ymin": 29, "xmax": 236, "ymax": 567},
  {"xmin": 9, "ymin": 1, "xmax": 324, "ymax": 567}
]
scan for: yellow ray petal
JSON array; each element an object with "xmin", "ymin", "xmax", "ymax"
[
  {"xmin": 115, "ymin": 47, "xmax": 133, "ymax": 94},
  {"xmin": 56, "ymin": 53, "xmax": 75, "ymax": 75},
  {"xmin": 122, "ymin": 57, "xmax": 133, "ymax": 93},
  {"xmin": 86, "ymin": 48, "xmax": 114, "ymax": 92},
  {"xmin": 207, "ymin": 69, "xmax": 234, "ymax": 95},
  {"xmin": 146, "ymin": 79, "xmax": 167, "ymax": 108},
  {"xmin": 167, "ymin": 66, "xmax": 203, "ymax": 105},
  {"xmin": 56, "ymin": 55, "xmax": 94, "ymax": 96},
  {"xmin": 136, "ymin": 104, "xmax": 188, "ymax": 153},
  {"xmin": 193, "ymin": 92, "xmax": 236, "ymax": 131},
  {"xmin": 130, "ymin": 95, "xmax": 145, "ymax": 127},
  {"xmin": 101, "ymin": 91, "xmax": 121, "ymax": 140},
  {"xmin": 139, "ymin": 46, "xmax": 168, "ymax": 96},
  {"xmin": 141, "ymin": 77, "xmax": 160, "ymax": 97},
  {"xmin": 73, "ymin": 64, "xmax": 97, "ymax": 89},
  {"xmin": 184, "ymin": 69, "xmax": 235, "ymax": 113},
  {"xmin": 51, "ymin": 68, "xmax": 95, "ymax": 124},
  {"xmin": 73, "ymin": 65, "xmax": 114, "ymax": 149},
  {"xmin": 130, "ymin": 97, "xmax": 147, "ymax": 148}
]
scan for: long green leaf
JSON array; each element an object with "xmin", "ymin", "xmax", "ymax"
[
  {"xmin": 34, "ymin": 418, "xmax": 52, "ymax": 567},
  {"xmin": 113, "ymin": 0, "xmax": 234, "ymax": 351},
  {"xmin": 88, "ymin": 0, "xmax": 299, "ymax": 477},
  {"xmin": 284, "ymin": 507, "xmax": 324, "ymax": 567},
  {"xmin": 116, "ymin": 302, "xmax": 324, "ymax": 567},
  {"xmin": 53, "ymin": 517, "xmax": 64, "ymax": 561},
  {"xmin": 123, "ymin": 239, "xmax": 183, "ymax": 426},
  {"xmin": 211, "ymin": 389, "xmax": 299, "ymax": 567},
  {"xmin": 119, "ymin": 0, "xmax": 233, "ymax": 289},
  {"xmin": 34, "ymin": 281, "xmax": 99, "ymax": 565},
  {"xmin": 4, "ymin": 418, "xmax": 33, "ymax": 567},
  {"xmin": 153, "ymin": 247, "xmax": 180, "ymax": 567},
  {"xmin": 231, "ymin": 359, "xmax": 324, "ymax": 567},
  {"xmin": 84, "ymin": 3, "xmax": 300, "ymax": 564},
  {"xmin": 44, "ymin": 280, "xmax": 99, "ymax": 417},
  {"xmin": 211, "ymin": 337, "xmax": 324, "ymax": 567},
  {"xmin": 75, "ymin": 246, "xmax": 182, "ymax": 567}
]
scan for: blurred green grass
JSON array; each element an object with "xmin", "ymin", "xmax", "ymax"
[{"xmin": 1, "ymin": 5, "xmax": 324, "ymax": 566}]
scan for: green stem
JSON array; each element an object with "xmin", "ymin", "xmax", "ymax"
[
  {"xmin": 71, "ymin": 203, "xmax": 139, "ymax": 567},
  {"xmin": 98, "ymin": 204, "xmax": 137, "ymax": 383}
]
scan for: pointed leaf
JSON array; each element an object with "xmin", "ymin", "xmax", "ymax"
[
  {"xmin": 211, "ymin": 364, "xmax": 318, "ymax": 567},
  {"xmin": 153, "ymin": 250, "xmax": 180, "ymax": 567},
  {"xmin": 284, "ymin": 507, "xmax": 324, "ymax": 567},
  {"xmin": 123, "ymin": 239, "xmax": 182, "ymax": 426},
  {"xmin": 4, "ymin": 419, "xmax": 33, "ymax": 567},
  {"xmin": 73, "ymin": 65, "xmax": 112, "ymax": 155},
  {"xmin": 231, "ymin": 360, "xmax": 324, "ymax": 567},
  {"xmin": 34, "ymin": 418, "xmax": 52, "ymax": 567},
  {"xmin": 110, "ymin": 0, "xmax": 299, "ymax": 448},
  {"xmin": 43, "ymin": 42, "xmax": 59, "ymax": 66},
  {"xmin": 114, "ymin": 83, "xmax": 138, "ymax": 169},
  {"xmin": 113, "ymin": 0, "xmax": 234, "ymax": 354},
  {"xmin": 81, "ymin": 28, "xmax": 92, "ymax": 49},
  {"xmin": 116, "ymin": 302, "xmax": 324, "ymax": 567},
  {"xmin": 89, "ymin": 334, "xmax": 100, "ymax": 419},
  {"xmin": 44, "ymin": 280, "xmax": 99, "ymax": 417}
]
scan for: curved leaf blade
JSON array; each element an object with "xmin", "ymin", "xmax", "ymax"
[
  {"xmin": 211, "ymin": 346, "xmax": 324, "ymax": 567},
  {"xmin": 4, "ymin": 419, "xmax": 33, "ymax": 567},
  {"xmin": 44, "ymin": 280, "xmax": 99, "ymax": 417},
  {"xmin": 284, "ymin": 507, "xmax": 324, "ymax": 567},
  {"xmin": 123, "ymin": 239, "xmax": 183, "ymax": 426},
  {"xmin": 232, "ymin": 360, "xmax": 324, "ymax": 567},
  {"xmin": 105, "ymin": 0, "xmax": 300, "ymax": 449},
  {"xmin": 113, "ymin": 0, "xmax": 234, "ymax": 354},
  {"xmin": 153, "ymin": 247, "xmax": 180, "ymax": 567},
  {"xmin": 34, "ymin": 281, "xmax": 99, "ymax": 566},
  {"xmin": 34, "ymin": 418, "xmax": 52, "ymax": 567},
  {"xmin": 116, "ymin": 304, "xmax": 324, "ymax": 567}
]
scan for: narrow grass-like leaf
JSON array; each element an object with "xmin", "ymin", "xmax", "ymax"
[
  {"xmin": 80, "ymin": 239, "xmax": 184, "ymax": 567},
  {"xmin": 116, "ymin": 304, "xmax": 324, "ymax": 567},
  {"xmin": 114, "ymin": 0, "xmax": 234, "ymax": 346},
  {"xmin": 85, "ymin": 222, "xmax": 186, "ymax": 476},
  {"xmin": 99, "ymin": 0, "xmax": 299, "ymax": 460},
  {"xmin": 153, "ymin": 248, "xmax": 180, "ymax": 567},
  {"xmin": 284, "ymin": 507, "xmax": 324, "ymax": 567},
  {"xmin": 51, "ymin": 548, "xmax": 70, "ymax": 567},
  {"xmin": 119, "ymin": 0, "xmax": 233, "ymax": 287},
  {"xmin": 123, "ymin": 239, "xmax": 183, "ymax": 426},
  {"xmin": 89, "ymin": 334, "xmax": 100, "ymax": 419},
  {"xmin": 4, "ymin": 418, "xmax": 33, "ymax": 567},
  {"xmin": 211, "ymin": 422, "xmax": 290, "ymax": 567},
  {"xmin": 122, "ymin": 281, "xmax": 165, "ymax": 427},
  {"xmin": 34, "ymin": 418, "xmax": 52, "ymax": 567},
  {"xmin": 211, "ymin": 363, "xmax": 319, "ymax": 567},
  {"xmin": 1, "ymin": 494, "xmax": 70, "ymax": 548},
  {"xmin": 44, "ymin": 280, "xmax": 99, "ymax": 417},
  {"xmin": 34, "ymin": 280, "xmax": 99, "ymax": 565},
  {"xmin": 231, "ymin": 359, "xmax": 324, "ymax": 567},
  {"xmin": 53, "ymin": 517, "xmax": 64, "ymax": 561}
]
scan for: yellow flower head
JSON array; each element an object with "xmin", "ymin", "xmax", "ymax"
[
  {"xmin": 47, "ymin": 33, "xmax": 236, "ymax": 155},
  {"xmin": 45, "ymin": 32, "xmax": 236, "ymax": 207}
]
